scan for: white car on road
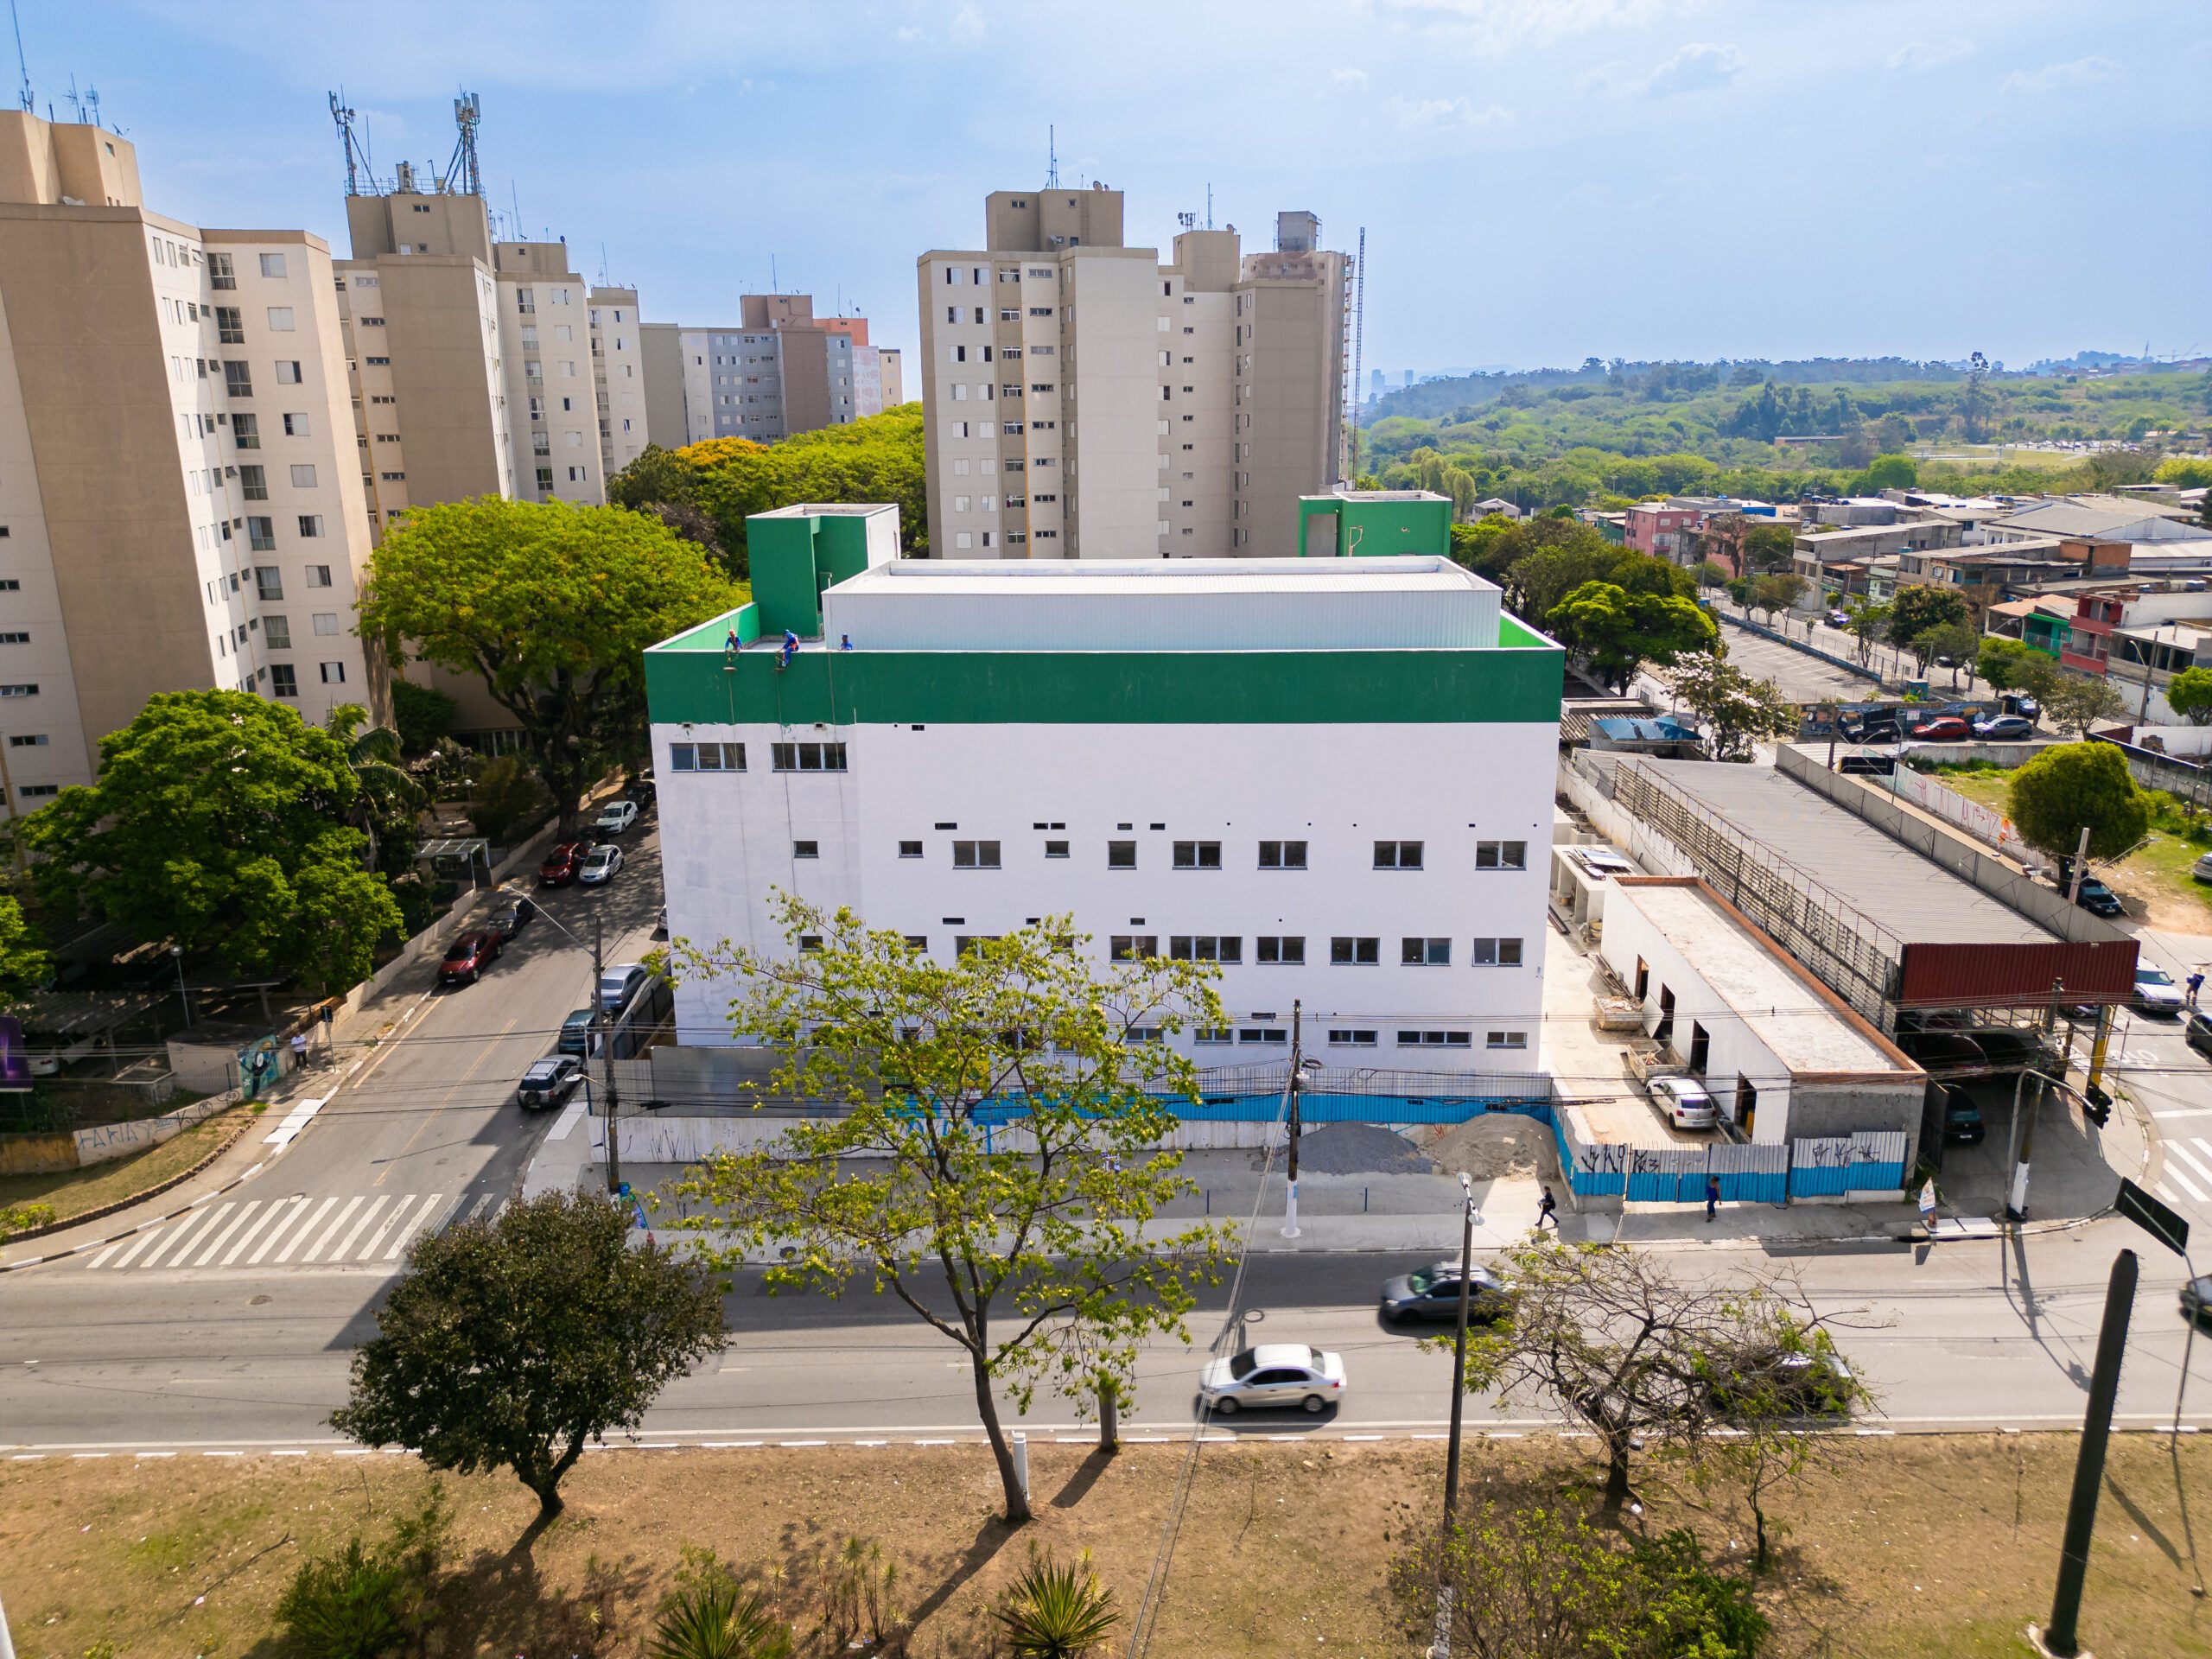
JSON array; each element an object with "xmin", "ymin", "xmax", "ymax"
[
  {"xmin": 594, "ymin": 799, "xmax": 640, "ymax": 836},
  {"xmin": 578, "ymin": 843, "xmax": 624, "ymax": 886},
  {"xmin": 1648, "ymin": 1074, "xmax": 1719, "ymax": 1130},
  {"xmin": 1199, "ymin": 1344, "xmax": 1348, "ymax": 1414},
  {"xmin": 2134, "ymin": 963, "xmax": 2185, "ymax": 1016}
]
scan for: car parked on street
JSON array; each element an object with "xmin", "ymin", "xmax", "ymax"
[
  {"xmin": 2134, "ymin": 963, "xmax": 2185, "ymax": 1016},
  {"xmin": 1380, "ymin": 1262, "xmax": 1512, "ymax": 1325},
  {"xmin": 2194, "ymin": 850, "xmax": 2212, "ymax": 883},
  {"xmin": 598, "ymin": 963, "xmax": 650, "ymax": 1014},
  {"xmin": 1908, "ymin": 716, "xmax": 1972, "ymax": 741},
  {"xmin": 538, "ymin": 841, "xmax": 594, "ymax": 887},
  {"xmin": 1707, "ymin": 1346, "xmax": 1856, "ymax": 1417},
  {"xmin": 486, "ymin": 894, "xmax": 537, "ymax": 938},
  {"xmin": 1198, "ymin": 1344, "xmax": 1348, "ymax": 1414},
  {"xmin": 516, "ymin": 1055, "xmax": 584, "ymax": 1110},
  {"xmin": 2187, "ymin": 1011, "xmax": 2212, "ymax": 1061},
  {"xmin": 436, "ymin": 930, "xmax": 502, "ymax": 986},
  {"xmin": 556, "ymin": 1007, "xmax": 596, "ymax": 1056},
  {"xmin": 1972, "ymin": 715, "xmax": 2035, "ymax": 741},
  {"xmin": 1939, "ymin": 1084, "xmax": 1985, "ymax": 1145},
  {"xmin": 1646, "ymin": 1074, "xmax": 1719, "ymax": 1130},
  {"xmin": 2070, "ymin": 876, "xmax": 2124, "ymax": 918},
  {"xmin": 594, "ymin": 799, "xmax": 640, "ymax": 836},
  {"xmin": 578, "ymin": 843, "xmax": 624, "ymax": 886}
]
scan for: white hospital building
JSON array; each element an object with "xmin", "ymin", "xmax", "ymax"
[{"xmin": 645, "ymin": 504, "xmax": 1564, "ymax": 1079}]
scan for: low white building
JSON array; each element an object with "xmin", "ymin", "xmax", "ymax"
[
  {"xmin": 645, "ymin": 505, "xmax": 1566, "ymax": 1079},
  {"xmin": 1599, "ymin": 875, "xmax": 1925, "ymax": 1156}
]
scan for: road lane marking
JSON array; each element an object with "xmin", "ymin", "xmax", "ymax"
[
  {"xmin": 137, "ymin": 1205, "xmax": 226, "ymax": 1269},
  {"xmin": 325, "ymin": 1197, "xmax": 389, "ymax": 1262},
  {"xmin": 85, "ymin": 1239, "xmax": 124, "ymax": 1270},
  {"xmin": 2167, "ymin": 1140, "xmax": 2212, "ymax": 1191},
  {"xmin": 385, "ymin": 1193, "xmax": 449, "ymax": 1258},
  {"xmin": 105, "ymin": 1226, "xmax": 168, "ymax": 1270},
  {"xmin": 374, "ymin": 1014, "xmax": 520, "ymax": 1188},
  {"xmin": 355, "ymin": 1195, "xmax": 415, "ymax": 1259},
  {"xmin": 2154, "ymin": 1109, "xmax": 2212, "ymax": 1120},
  {"xmin": 2164, "ymin": 1166, "xmax": 2207, "ymax": 1204},
  {"xmin": 264, "ymin": 1196, "xmax": 337, "ymax": 1264},
  {"xmin": 548, "ymin": 1099, "xmax": 587, "ymax": 1141},
  {"xmin": 299, "ymin": 1197, "xmax": 364, "ymax": 1263},
  {"xmin": 191, "ymin": 1201, "xmax": 262, "ymax": 1268},
  {"xmin": 226, "ymin": 1197, "xmax": 302, "ymax": 1265}
]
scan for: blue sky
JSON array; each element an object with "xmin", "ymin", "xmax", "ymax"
[{"xmin": 25, "ymin": 0, "xmax": 2209, "ymax": 378}]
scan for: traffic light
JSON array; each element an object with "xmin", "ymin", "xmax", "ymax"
[{"xmin": 2082, "ymin": 1083, "xmax": 2113, "ymax": 1128}]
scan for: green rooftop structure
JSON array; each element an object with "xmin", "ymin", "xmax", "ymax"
[
  {"xmin": 747, "ymin": 504, "xmax": 904, "ymax": 639},
  {"xmin": 1296, "ymin": 490, "xmax": 1452, "ymax": 559}
]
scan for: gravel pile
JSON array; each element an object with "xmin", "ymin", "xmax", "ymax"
[
  {"xmin": 1262, "ymin": 1122, "xmax": 1435, "ymax": 1175},
  {"xmin": 1419, "ymin": 1114, "xmax": 1548, "ymax": 1181}
]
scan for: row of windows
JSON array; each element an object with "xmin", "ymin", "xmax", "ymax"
[
  {"xmin": 897, "ymin": 836, "xmax": 1527, "ymax": 872},
  {"xmin": 668, "ymin": 741, "xmax": 849, "ymax": 773},
  {"xmin": 1103, "ymin": 934, "xmax": 1522, "ymax": 967}
]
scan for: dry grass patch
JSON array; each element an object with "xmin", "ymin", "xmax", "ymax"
[
  {"xmin": 3, "ymin": 1434, "xmax": 2210, "ymax": 1656},
  {"xmin": 0, "ymin": 1106, "xmax": 245, "ymax": 1226}
]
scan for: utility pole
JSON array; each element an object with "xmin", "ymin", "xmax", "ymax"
[
  {"xmin": 1433, "ymin": 1170, "xmax": 1483, "ymax": 1659},
  {"xmin": 2038, "ymin": 1249, "xmax": 2139, "ymax": 1656},
  {"xmin": 1282, "ymin": 1000, "xmax": 1303, "ymax": 1238},
  {"xmin": 594, "ymin": 911, "xmax": 622, "ymax": 1196}
]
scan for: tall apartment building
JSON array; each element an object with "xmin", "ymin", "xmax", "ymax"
[
  {"xmin": 641, "ymin": 295, "xmax": 899, "ymax": 448},
  {"xmin": 334, "ymin": 183, "xmax": 647, "ymax": 519},
  {"xmin": 0, "ymin": 110, "xmax": 380, "ymax": 808},
  {"xmin": 918, "ymin": 191, "xmax": 1350, "ymax": 560}
]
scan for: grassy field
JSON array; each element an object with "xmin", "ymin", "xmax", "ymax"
[
  {"xmin": 4, "ymin": 1434, "xmax": 2210, "ymax": 1657},
  {"xmin": 0, "ymin": 1106, "xmax": 246, "ymax": 1227}
]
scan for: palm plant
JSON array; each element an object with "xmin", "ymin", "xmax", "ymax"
[
  {"xmin": 646, "ymin": 1577, "xmax": 791, "ymax": 1659},
  {"xmin": 995, "ymin": 1550, "xmax": 1121, "ymax": 1658},
  {"xmin": 327, "ymin": 703, "xmax": 423, "ymax": 871}
]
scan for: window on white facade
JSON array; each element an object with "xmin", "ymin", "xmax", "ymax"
[
  {"xmin": 259, "ymin": 252, "xmax": 287, "ymax": 278},
  {"xmin": 1471, "ymin": 938, "xmax": 1525, "ymax": 966},
  {"xmin": 1257, "ymin": 840, "xmax": 1306, "ymax": 869},
  {"xmin": 1330, "ymin": 937, "xmax": 1380, "ymax": 965},
  {"xmin": 1475, "ymin": 840, "xmax": 1529, "ymax": 870},
  {"xmin": 1255, "ymin": 936, "xmax": 1306, "ymax": 964},
  {"xmin": 1374, "ymin": 840, "xmax": 1424, "ymax": 869}
]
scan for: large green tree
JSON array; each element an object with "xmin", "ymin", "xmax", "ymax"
[
  {"xmin": 333, "ymin": 1189, "xmax": 725, "ymax": 1525},
  {"xmin": 1886, "ymin": 583, "xmax": 1969, "ymax": 661},
  {"xmin": 1672, "ymin": 652, "xmax": 1802, "ymax": 760},
  {"xmin": 668, "ymin": 900, "xmax": 1235, "ymax": 1524},
  {"xmin": 2045, "ymin": 672, "xmax": 2129, "ymax": 738},
  {"xmin": 2164, "ymin": 665, "xmax": 2212, "ymax": 725},
  {"xmin": 608, "ymin": 404, "xmax": 928, "ymax": 573},
  {"xmin": 22, "ymin": 691, "xmax": 402, "ymax": 995},
  {"xmin": 1738, "ymin": 521, "xmax": 1796, "ymax": 575},
  {"xmin": 1545, "ymin": 582, "xmax": 1717, "ymax": 692},
  {"xmin": 1919, "ymin": 620, "xmax": 1981, "ymax": 686},
  {"xmin": 359, "ymin": 498, "xmax": 741, "ymax": 827},
  {"xmin": 2005, "ymin": 741, "xmax": 2149, "ymax": 862}
]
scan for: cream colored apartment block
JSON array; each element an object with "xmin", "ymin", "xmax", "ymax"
[
  {"xmin": 589, "ymin": 286, "xmax": 649, "ymax": 478},
  {"xmin": 918, "ymin": 189, "xmax": 1348, "ymax": 559},
  {"xmin": 0, "ymin": 111, "xmax": 379, "ymax": 811}
]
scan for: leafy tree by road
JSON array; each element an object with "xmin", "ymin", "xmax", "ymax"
[
  {"xmin": 1843, "ymin": 601, "xmax": 1891, "ymax": 667},
  {"xmin": 1690, "ymin": 559, "xmax": 1732, "ymax": 591},
  {"xmin": 327, "ymin": 704, "xmax": 422, "ymax": 879},
  {"xmin": 1673, "ymin": 653, "xmax": 1802, "ymax": 760},
  {"xmin": 22, "ymin": 690, "xmax": 402, "ymax": 995},
  {"xmin": 2044, "ymin": 673, "xmax": 2130, "ymax": 738},
  {"xmin": 1748, "ymin": 571, "xmax": 1806, "ymax": 624},
  {"xmin": 1448, "ymin": 1237, "xmax": 1852, "ymax": 1514},
  {"xmin": 1918, "ymin": 620, "xmax": 1981, "ymax": 686},
  {"xmin": 332, "ymin": 1189, "xmax": 725, "ymax": 1525},
  {"xmin": 359, "ymin": 498, "xmax": 741, "ymax": 829},
  {"xmin": 0, "ymin": 898, "xmax": 48, "ymax": 1007},
  {"xmin": 1545, "ymin": 582, "xmax": 1716, "ymax": 692},
  {"xmin": 1886, "ymin": 584, "xmax": 1969, "ymax": 664},
  {"xmin": 388, "ymin": 678, "xmax": 458, "ymax": 755},
  {"xmin": 1976, "ymin": 636, "xmax": 2037, "ymax": 690},
  {"xmin": 668, "ymin": 900, "xmax": 1235, "ymax": 1525},
  {"xmin": 1739, "ymin": 521, "xmax": 1796, "ymax": 575},
  {"xmin": 2005, "ymin": 741, "xmax": 2149, "ymax": 862},
  {"xmin": 2165, "ymin": 665, "xmax": 2212, "ymax": 725}
]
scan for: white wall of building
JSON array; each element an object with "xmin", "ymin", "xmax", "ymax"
[{"xmin": 654, "ymin": 718, "xmax": 1555, "ymax": 1073}]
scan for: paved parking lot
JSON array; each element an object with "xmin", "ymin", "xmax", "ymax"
[{"xmin": 1707, "ymin": 620, "xmax": 1884, "ymax": 703}]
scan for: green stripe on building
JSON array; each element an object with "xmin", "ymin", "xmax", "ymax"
[{"xmin": 645, "ymin": 639, "xmax": 1564, "ymax": 728}]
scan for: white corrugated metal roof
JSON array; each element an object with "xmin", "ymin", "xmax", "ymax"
[{"xmin": 822, "ymin": 557, "xmax": 1504, "ymax": 652}]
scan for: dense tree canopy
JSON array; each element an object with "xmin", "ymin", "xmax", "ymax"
[
  {"xmin": 608, "ymin": 404, "xmax": 927, "ymax": 573},
  {"xmin": 22, "ymin": 691, "xmax": 403, "ymax": 994},
  {"xmin": 359, "ymin": 498, "xmax": 741, "ymax": 825},
  {"xmin": 2006, "ymin": 741, "xmax": 2149, "ymax": 861},
  {"xmin": 1546, "ymin": 582, "xmax": 1717, "ymax": 691}
]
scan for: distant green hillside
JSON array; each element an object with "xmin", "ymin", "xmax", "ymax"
[{"xmin": 1357, "ymin": 360, "xmax": 2212, "ymax": 515}]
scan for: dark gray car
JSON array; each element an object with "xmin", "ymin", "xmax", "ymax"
[{"xmin": 1380, "ymin": 1262, "xmax": 1512, "ymax": 1324}]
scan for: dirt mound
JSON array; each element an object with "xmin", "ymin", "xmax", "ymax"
[
  {"xmin": 1418, "ymin": 1114, "xmax": 1548, "ymax": 1182},
  {"xmin": 1263, "ymin": 1122, "xmax": 1434, "ymax": 1175}
]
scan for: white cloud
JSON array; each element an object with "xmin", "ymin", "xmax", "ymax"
[
  {"xmin": 1387, "ymin": 95, "xmax": 1515, "ymax": 130},
  {"xmin": 2001, "ymin": 54, "xmax": 2121, "ymax": 94},
  {"xmin": 1888, "ymin": 39, "xmax": 1972, "ymax": 73},
  {"xmin": 1581, "ymin": 40, "xmax": 1744, "ymax": 98},
  {"xmin": 1374, "ymin": 0, "xmax": 1704, "ymax": 54},
  {"xmin": 950, "ymin": 3, "xmax": 985, "ymax": 43},
  {"xmin": 895, "ymin": 25, "xmax": 922, "ymax": 41},
  {"xmin": 1332, "ymin": 67, "xmax": 1370, "ymax": 86}
]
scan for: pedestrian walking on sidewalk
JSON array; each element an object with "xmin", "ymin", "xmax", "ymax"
[
  {"xmin": 1536, "ymin": 1186, "xmax": 1559, "ymax": 1230},
  {"xmin": 2190, "ymin": 970, "xmax": 2205, "ymax": 1007},
  {"xmin": 1705, "ymin": 1174, "xmax": 1720, "ymax": 1223}
]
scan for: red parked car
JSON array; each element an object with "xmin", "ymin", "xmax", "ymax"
[
  {"xmin": 437, "ymin": 930, "xmax": 503, "ymax": 986},
  {"xmin": 539, "ymin": 841, "xmax": 593, "ymax": 887},
  {"xmin": 1909, "ymin": 716, "xmax": 1972, "ymax": 741}
]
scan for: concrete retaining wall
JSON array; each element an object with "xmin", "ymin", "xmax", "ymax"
[
  {"xmin": 607, "ymin": 1112, "xmax": 1422, "ymax": 1166},
  {"xmin": 0, "ymin": 1086, "xmax": 242, "ymax": 1176}
]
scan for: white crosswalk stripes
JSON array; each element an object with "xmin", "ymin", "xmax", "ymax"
[
  {"xmin": 2158, "ymin": 1135, "xmax": 2212, "ymax": 1210},
  {"xmin": 78, "ymin": 1192, "xmax": 496, "ymax": 1273}
]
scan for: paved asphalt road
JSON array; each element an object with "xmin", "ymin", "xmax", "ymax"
[{"xmin": 6, "ymin": 812, "xmax": 2212, "ymax": 1452}]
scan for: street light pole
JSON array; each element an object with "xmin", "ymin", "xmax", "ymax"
[
  {"xmin": 1432, "ymin": 1171, "xmax": 1484, "ymax": 1659},
  {"xmin": 1282, "ymin": 1000, "xmax": 1303, "ymax": 1239},
  {"xmin": 169, "ymin": 944, "xmax": 193, "ymax": 1030}
]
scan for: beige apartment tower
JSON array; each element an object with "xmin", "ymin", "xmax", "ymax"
[
  {"xmin": 917, "ymin": 190, "xmax": 1348, "ymax": 558},
  {"xmin": 0, "ymin": 110, "xmax": 382, "ymax": 805}
]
